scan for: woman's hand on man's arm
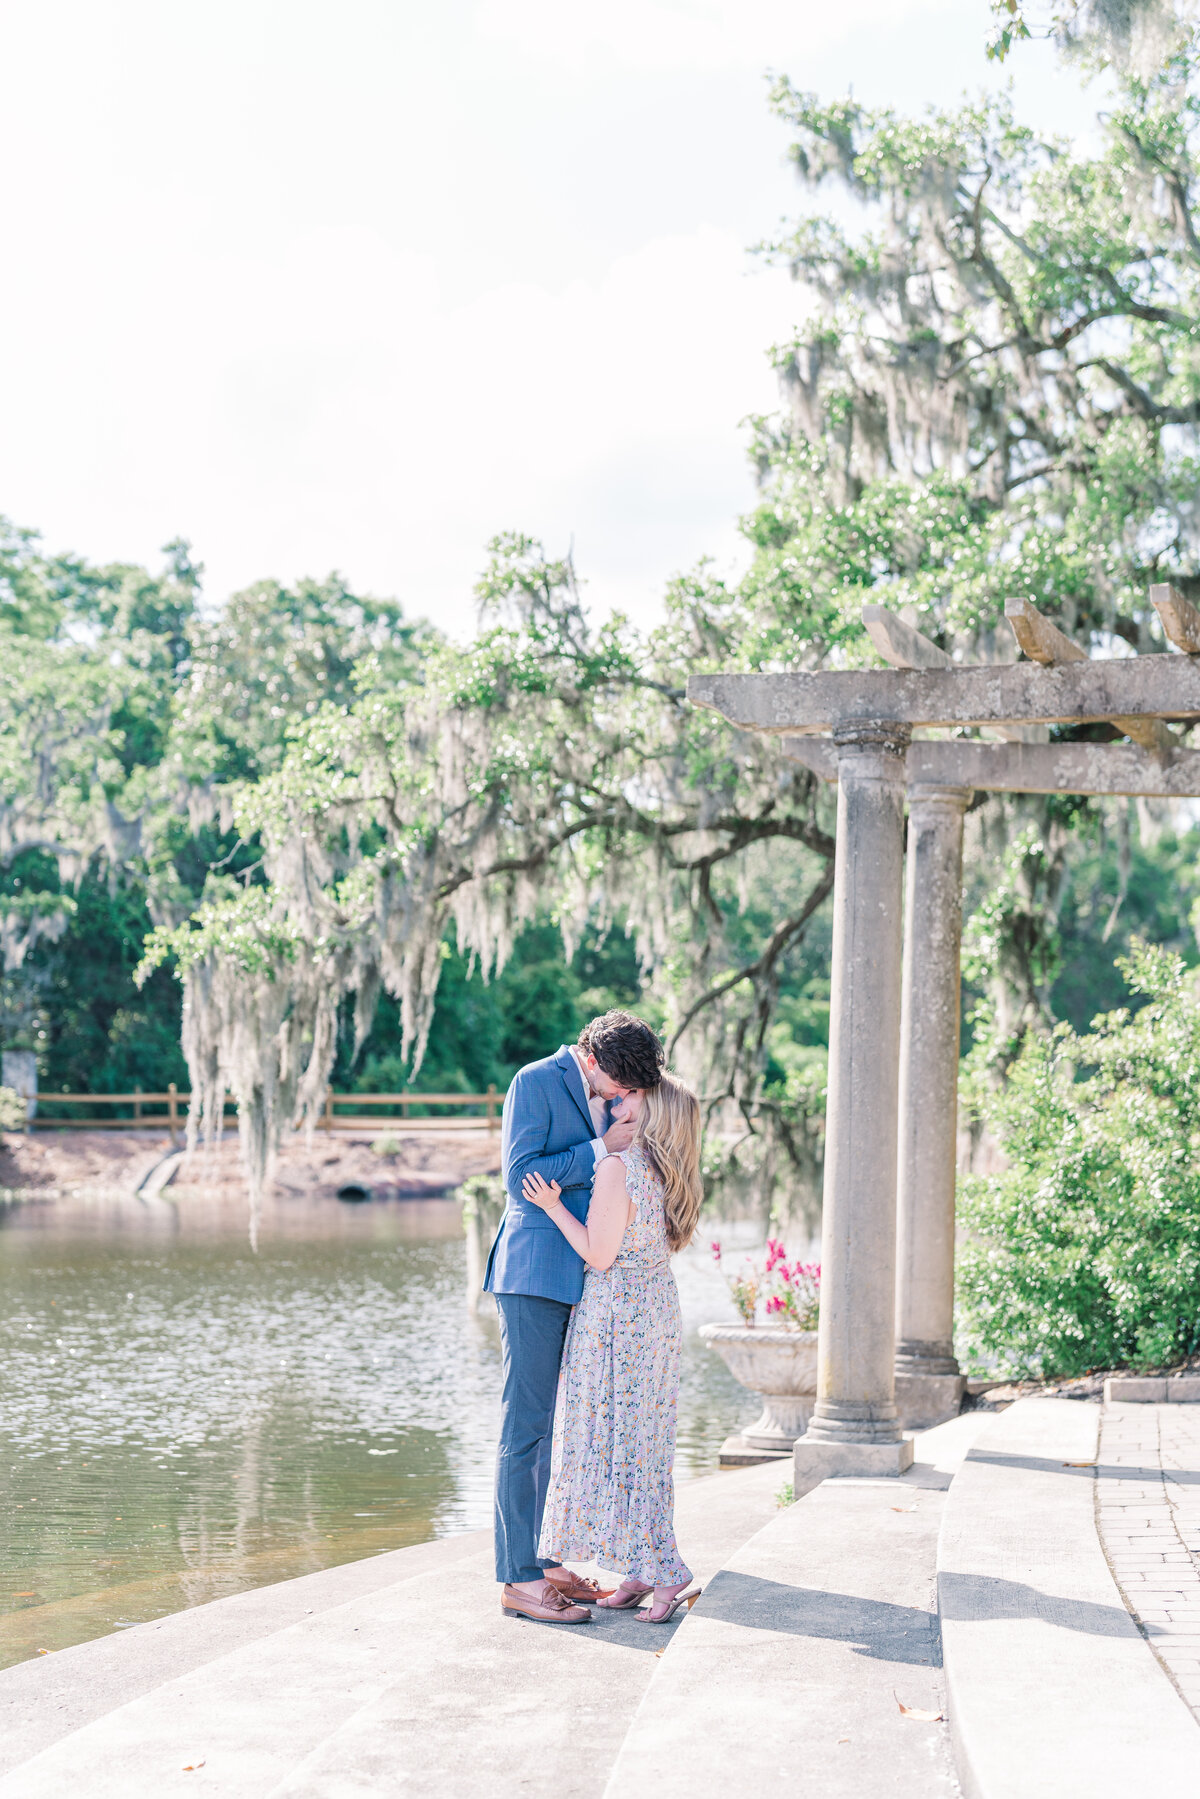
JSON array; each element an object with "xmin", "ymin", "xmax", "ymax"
[
  {"xmin": 520, "ymin": 1158, "xmax": 629, "ymax": 1271},
  {"xmin": 521, "ymin": 1172, "xmax": 563, "ymax": 1214}
]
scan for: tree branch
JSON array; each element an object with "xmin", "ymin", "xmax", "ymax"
[
  {"xmin": 1084, "ymin": 358, "xmax": 1200, "ymax": 424},
  {"xmin": 1118, "ymin": 124, "xmax": 1200, "ymax": 269},
  {"xmin": 666, "ymin": 860, "xmax": 836, "ymax": 1058}
]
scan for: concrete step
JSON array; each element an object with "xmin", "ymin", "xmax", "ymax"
[
  {"xmin": 0, "ymin": 1461, "xmax": 786, "ymax": 1798},
  {"xmin": 604, "ymin": 1411, "xmax": 988, "ymax": 1799},
  {"xmin": 0, "ymin": 1529, "xmax": 490, "ymax": 1778},
  {"xmin": 939, "ymin": 1396, "xmax": 1200, "ymax": 1797}
]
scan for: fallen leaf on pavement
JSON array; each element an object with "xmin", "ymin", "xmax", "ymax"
[
  {"xmin": 894, "ymin": 1692, "xmax": 943, "ymax": 1722},
  {"xmin": 181, "ymin": 1762, "xmax": 206, "ymax": 1772},
  {"xmin": 1062, "ymin": 1462, "xmax": 1094, "ymax": 1468},
  {"xmin": 890, "ymin": 1506, "xmax": 916, "ymax": 1513}
]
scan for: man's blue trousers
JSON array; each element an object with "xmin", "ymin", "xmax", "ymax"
[{"xmin": 493, "ymin": 1291, "xmax": 572, "ymax": 1584}]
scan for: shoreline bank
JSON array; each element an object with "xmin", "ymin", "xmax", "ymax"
[{"xmin": 0, "ymin": 1127, "xmax": 501, "ymax": 1206}]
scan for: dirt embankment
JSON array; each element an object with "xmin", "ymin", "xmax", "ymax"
[{"xmin": 0, "ymin": 1128, "xmax": 501, "ymax": 1201}]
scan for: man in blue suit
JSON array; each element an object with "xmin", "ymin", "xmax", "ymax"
[{"xmin": 484, "ymin": 1009, "xmax": 665, "ymax": 1623}]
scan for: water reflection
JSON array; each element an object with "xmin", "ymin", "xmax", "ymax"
[{"xmin": 0, "ymin": 1193, "xmax": 759, "ymax": 1666}]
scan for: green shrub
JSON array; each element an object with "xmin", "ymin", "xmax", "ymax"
[{"xmin": 957, "ymin": 941, "xmax": 1200, "ymax": 1379}]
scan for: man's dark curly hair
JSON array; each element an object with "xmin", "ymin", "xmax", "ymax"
[{"xmin": 578, "ymin": 1010, "xmax": 665, "ymax": 1090}]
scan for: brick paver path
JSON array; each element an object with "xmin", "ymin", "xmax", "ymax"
[{"xmin": 1098, "ymin": 1402, "xmax": 1200, "ymax": 1716}]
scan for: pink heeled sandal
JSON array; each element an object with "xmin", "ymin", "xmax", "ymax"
[
  {"xmin": 637, "ymin": 1585, "xmax": 701, "ymax": 1623},
  {"xmin": 596, "ymin": 1580, "xmax": 653, "ymax": 1610}
]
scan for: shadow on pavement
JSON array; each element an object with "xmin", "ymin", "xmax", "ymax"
[
  {"xmin": 693, "ymin": 1571, "xmax": 940, "ymax": 1666},
  {"xmin": 940, "ymin": 1570, "xmax": 1142, "ymax": 1636},
  {"xmin": 967, "ymin": 1450, "xmax": 1199, "ymax": 1485},
  {"xmin": 504, "ymin": 1605, "xmax": 678, "ymax": 1654}
]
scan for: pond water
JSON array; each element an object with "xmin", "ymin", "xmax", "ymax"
[{"xmin": 0, "ymin": 1193, "xmax": 762, "ymax": 1668}]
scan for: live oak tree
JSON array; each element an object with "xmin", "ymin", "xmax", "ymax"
[
  {"xmin": 140, "ymin": 535, "xmax": 837, "ymax": 1235},
  {"xmin": 0, "ymin": 523, "xmax": 196, "ymax": 1062},
  {"xmin": 740, "ymin": 0, "xmax": 1200, "ymax": 1056},
  {"xmin": 0, "ymin": 525, "xmax": 425, "ymax": 1109},
  {"xmin": 134, "ymin": 2, "xmax": 1200, "ymax": 1218}
]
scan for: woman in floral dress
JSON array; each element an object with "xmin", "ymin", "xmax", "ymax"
[{"xmin": 520, "ymin": 1071, "xmax": 703, "ymax": 1621}]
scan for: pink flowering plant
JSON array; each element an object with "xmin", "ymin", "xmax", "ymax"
[
  {"xmin": 711, "ymin": 1237, "xmax": 820, "ymax": 1329},
  {"xmin": 763, "ymin": 1238, "xmax": 821, "ymax": 1329},
  {"xmin": 710, "ymin": 1239, "xmax": 758, "ymax": 1324}
]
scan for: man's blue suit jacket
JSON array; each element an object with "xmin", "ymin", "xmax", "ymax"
[{"xmin": 482, "ymin": 1045, "xmax": 602, "ymax": 1306}]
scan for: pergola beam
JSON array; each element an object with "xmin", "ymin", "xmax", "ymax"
[
  {"xmin": 689, "ymin": 655, "xmax": 1200, "ymax": 734},
  {"xmin": 1005, "ymin": 596, "xmax": 1087, "ymax": 666},
  {"xmin": 783, "ymin": 736, "xmax": 1200, "ymax": 797},
  {"xmin": 782, "ymin": 738, "xmax": 838, "ymax": 782},
  {"xmin": 1152, "ymin": 582, "xmax": 1200, "ymax": 655},
  {"xmin": 864, "ymin": 603, "xmax": 1040, "ymax": 746},
  {"xmin": 1006, "ymin": 596, "xmax": 1176, "ymax": 753},
  {"xmin": 862, "ymin": 604, "xmax": 952, "ymax": 671}
]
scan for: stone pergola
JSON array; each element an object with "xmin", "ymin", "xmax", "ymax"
[{"xmin": 689, "ymin": 585, "xmax": 1200, "ymax": 1481}]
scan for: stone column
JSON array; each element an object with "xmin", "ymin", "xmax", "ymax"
[
  {"xmin": 893, "ymin": 783, "xmax": 971, "ymax": 1429},
  {"xmin": 794, "ymin": 720, "xmax": 915, "ymax": 1490}
]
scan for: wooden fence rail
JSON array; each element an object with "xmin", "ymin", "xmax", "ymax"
[{"xmin": 25, "ymin": 1083, "xmax": 505, "ymax": 1143}]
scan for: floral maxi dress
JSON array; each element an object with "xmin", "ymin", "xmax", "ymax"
[{"xmin": 538, "ymin": 1143, "xmax": 691, "ymax": 1585}]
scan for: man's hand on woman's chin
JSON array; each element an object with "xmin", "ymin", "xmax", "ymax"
[{"xmin": 602, "ymin": 1118, "xmax": 635, "ymax": 1154}]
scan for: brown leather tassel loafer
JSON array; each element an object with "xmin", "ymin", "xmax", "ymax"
[
  {"xmin": 501, "ymin": 1581, "xmax": 590, "ymax": 1624},
  {"xmin": 543, "ymin": 1569, "xmax": 616, "ymax": 1604}
]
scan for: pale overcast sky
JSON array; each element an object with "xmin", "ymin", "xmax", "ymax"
[{"xmin": 0, "ymin": 1, "xmax": 1095, "ymax": 637}]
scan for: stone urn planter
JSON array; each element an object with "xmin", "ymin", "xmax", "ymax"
[{"xmin": 699, "ymin": 1323, "xmax": 818, "ymax": 1454}]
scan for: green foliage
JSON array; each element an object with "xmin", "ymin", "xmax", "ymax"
[
  {"xmin": 0, "ymin": 1086, "xmax": 26, "ymax": 1133},
  {"xmin": 173, "ymin": 574, "xmax": 425, "ymax": 786},
  {"xmin": 37, "ymin": 873, "xmax": 188, "ymax": 1097},
  {"xmin": 753, "ymin": 64, "xmax": 1200, "ymax": 649},
  {"xmin": 986, "ymin": 0, "xmax": 1032, "ymax": 62},
  {"xmin": 0, "ymin": 521, "xmax": 426, "ymax": 1105},
  {"xmin": 960, "ymin": 808, "xmax": 1200, "ymax": 1082},
  {"xmin": 1052, "ymin": 816, "xmax": 1200, "ymax": 1027},
  {"xmin": 338, "ymin": 920, "xmax": 643, "ymax": 1099},
  {"xmin": 962, "ymin": 825, "xmax": 1066, "ymax": 1070},
  {"xmin": 958, "ymin": 940, "xmax": 1200, "ymax": 1377},
  {"xmin": 742, "ymin": 27, "xmax": 1200, "ymax": 1119},
  {"xmin": 139, "ymin": 882, "xmax": 303, "ymax": 982}
]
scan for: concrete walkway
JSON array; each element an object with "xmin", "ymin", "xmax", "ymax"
[
  {"xmin": 941, "ymin": 1397, "xmax": 1200, "ymax": 1798},
  {"xmin": 4, "ymin": 1399, "xmax": 1200, "ymax": 1796},
  {"xmin": 1098, "ymin": 1401, "xmax": 1200, "ymax": 1717}
]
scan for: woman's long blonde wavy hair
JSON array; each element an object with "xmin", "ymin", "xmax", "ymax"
[{"xmin": 636, "ymin": 1072, "xmax": 702, "ymax": 1253}]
